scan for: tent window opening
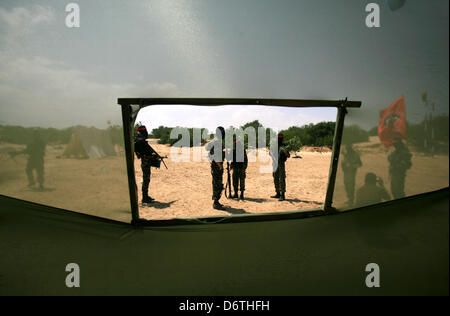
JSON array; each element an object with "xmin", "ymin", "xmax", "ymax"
[{"xmin": 118, "ymin": 98, "xmax": 361, "ymax": 226}]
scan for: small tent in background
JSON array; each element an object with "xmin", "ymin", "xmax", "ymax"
[{"xmin": 62, "ymin": 126, "xmax": 116, "ymax": 159}]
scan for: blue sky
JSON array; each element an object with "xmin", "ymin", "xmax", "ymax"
[{"xmin": 0, "ymin": 0, "xmax": 448, "ymax": 130}]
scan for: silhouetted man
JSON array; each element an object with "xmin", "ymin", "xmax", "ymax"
[
  {"xmin": 230, "ymin": 138, "xmax": 248, "ymax": 200},
  {"xmin": 206, "ymin": 126, "xmax": 226, "ymax": 210},
  {"xmin": 388, "ymin": 139, "xmax": 412, "ymax": 199},
  {"xmin": 270, "ymin": 133, "xmax": 290, "ymax": 201},
  {"xmin": 356, "ymin": 173, "xmax": 391, "ymax": 207},
  {"xmin": 134, "ymin": 125, "xmax": 158, "ymax": 204},
  {"xmin": 24, "ymin": 132, "xmax": 46, "ymax": 190},
  {"xmin": 341, "ymin": 144, "xmax": 362, "ymax": 207}
]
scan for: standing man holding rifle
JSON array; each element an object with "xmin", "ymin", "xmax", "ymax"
[
  {"xmin": 270, "ymin": 133, "xmax": 290, "ymax": 201},
  {"xmin": 230, "ymin": 137, "xmax": 248, "ymax": 200},
  {"xmin": 134, "ymin": 125, "xmax": 167, "ymax": 204},
  {"xmin": 206, "ymin": 126, "xmax": 226, "ymax": 210}
]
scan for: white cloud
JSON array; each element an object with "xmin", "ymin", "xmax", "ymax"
[
  {"xmin": 0, "ymin": 54, "xmax": 181, "ymax": 128},
  {"xmin": 146, "ymin": 0, "xmax": 232, "ymax": 96},
  {"xmin": 0, "ymin": 53, "xmax": 336, "ymax": 130},
  {"xmin": 0, "ymin": 5, "xmax": 55, "ymax": 41}
]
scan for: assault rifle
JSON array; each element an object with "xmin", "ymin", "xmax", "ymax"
[
  {"xmin": 151, "ymin": 152, "xmax": 168, "ymax": 170},
  {"xmin": 224, "ymin": 162, "xmax": 232, "ymax": 198},
  {"xmin": 159, "ymin": 154, "xmax": 168, "ymax": 170}
]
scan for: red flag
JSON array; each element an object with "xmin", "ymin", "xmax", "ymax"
[{"xmin": 378, "ymin": 96, "xmax": 407, "ymax": 147}]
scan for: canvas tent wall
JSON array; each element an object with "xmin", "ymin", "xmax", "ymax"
[
  {"xmin": 0, "ymin": 189, "xmax": 447, "ymax": 295},
  {"xmin": 0, "ymin": 0, "xmax": 448, "ymax": 296},
  {"xmin": 62, "ymin": 126, "xmax": 116, "ymax": 159},
  {"xmin": 0, "ymin": 0, "xmax": 446, "ymax": 222}
]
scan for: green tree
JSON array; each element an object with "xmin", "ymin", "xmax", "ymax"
[
  {"xmin": 280, "ymin": 121, "xmax": 336, "ymax": 147},
  {"xmin": 285, "ymin": 136, "xmax": 302, "ymax": 153},
  {"xmin": 240, "ymin": 120, "xmax": 267, "ymax": 148}
]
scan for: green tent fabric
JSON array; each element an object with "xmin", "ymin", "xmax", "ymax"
[
  {"xmin": 0, "ymin": 189, "xmax": 447, "ymax": 295},
  {"xmin": 0, "ymin": 0, "xmax": 448, "ymax": 297}
]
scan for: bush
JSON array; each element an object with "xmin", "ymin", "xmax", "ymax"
[
  {"xmin": 152, "ymin": 126, "xmax": 209, "ymax": 147},
  {"xmin": 280, "ymin": 122, "xmax": 336, "ymax": 148},
  {"xmin": 285, "ymin": 136, "xmax": 302, "ymax": 152},
  {"xmin": 0, "ymin": 125, "xmax": 72, "ymax": 145}
]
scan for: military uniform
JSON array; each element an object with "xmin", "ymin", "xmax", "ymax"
[
  {"xmin": 230, "ymin": 140, "xmax": 248, "ymax": 199},
  {"xmin": 211, "ymin": 159, "xmax": 224, "ymax": 201},
  {"xmin": 205, "ymin": 126, "xmax": 225, "ymax": 210},
  {"xmin": 206, "ymin": 134, "xmax": 226, "ymax": 208},
  {"xmin": 271, "ymin": 142, "xmax": 290, "ymax": 200},
  {"xmin": 341, "ymin": 146, "xmax": 362, "ymax": 207},
  {"xmin": 25, "ymin": 135, "xmax": 46, "ymax": 189},
  {"xmin": 140, "ymin": 156, "xmax": 152, "ymax": 200},
  {"xmin": 388, "ymin": 141, "xmax": 412, "ymax": 199},
  {"xmin": 135, "ymin": 127, "xmax": 158, "ymax": 203}
]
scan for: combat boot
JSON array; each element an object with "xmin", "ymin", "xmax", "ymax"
[
  {"xmin": 278, "ymin": 193, "xmax": 285, "ymax": 201},
  {"xmin": 213, "ymin": 200, "xmax": 225, "ymax": 210},
  {"xmin": 240, "ymin": 191, "xmax": 244, "ymax": 200},
  {"xmin": 142, "ymin": 195, "xmax": 154, "ymax": 204},
  {"xmin": 271, "ymin": 192, "xmax": 280, "ymax": 199}
]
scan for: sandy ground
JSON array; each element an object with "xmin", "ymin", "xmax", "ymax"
[
  {"xmin": 0, "ymin": 142, "xmax": 131, "ymax": 222},
  {"xmin": 333, "ymin": 136, "xmax": 450, "ymax": 209},
  {"xmin": 0, "ymin": 135, "xmax": 448, "ymax": 222},
  {"xmin": 137, "ymin": 137, "xmax": 449, "ymax": 219},
  {"xmin": 136, "ymin": 142, "xmax": 331, "ymax": 220}
]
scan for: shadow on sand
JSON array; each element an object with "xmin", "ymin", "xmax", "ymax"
[
  {"xmin": 142, "ymin": 200, "xmax": 178, "ymax": 210},
  {"xmin": 219, "ymin": 206, "xmax": 250, "ymax": 215},
  {"xmin": 285, "ymin": 198, "xmax": 323, "ymax": 206},
  {"xmin": 240, "ymin": 197, "xmax": 269, "ymax": 203}
]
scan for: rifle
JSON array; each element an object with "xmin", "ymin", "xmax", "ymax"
[
  {"xmin": 225, "ymin": 162, "xmax": 232, "ymax": 198},
  {"xmin": 150, "ymin": 145, "xmax": 168, "ymax": 170},
  {"xmin": 159, "ymin": 155, "xmax": 168, "ymax": 170}
]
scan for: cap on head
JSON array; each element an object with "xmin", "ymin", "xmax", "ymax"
[
  {"xmin": 136, "ymin": 125, "xmax": 148, "ymax": 137},
  {"xmin": 277, "ymin": 133, "xmax": 285, "ymax": 145},
  {"xmin": 136, "ymin": 125, "xmax": 147, "ymax": 131}
]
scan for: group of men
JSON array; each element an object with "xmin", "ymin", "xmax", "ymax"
[
  {"xmin": 134, "ymin": 125, "xmax": 290, "ymax": 210},
  {"xmin": 205, "ymin": 126, "xmax": 290, "ymax": 210},
  {"xmin": 341, "ymin": 139, "xmax": 412, "ymax": 207},
  {"xmin": 135, "ymin": 124, "xmax": 413, "ymax": 211}
]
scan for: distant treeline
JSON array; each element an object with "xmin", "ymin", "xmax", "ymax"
[
  {"xmin": 0, "ymin": 124, "xmax": 124, "ymax": 146},
  {"xmin": 3, "ymin": 114, "xmax": 447, "ymax": 154},
  {"xmin": 147, "ymin": 121, "xmax": 276, "ymax": 149},
  {"xmin": 146, "ymin": 120, "xmax": 339, "ymax": 150},
  {"xmin": 280, "ymin": 121, "xmax": 336, "ymax": 149},
  {"xmin": 149, "ymin": 115, "xmax": 449, "ymax": 155},
  {"xmin": 150, "ymin": 125, "xmax": 210, "ymax": 147}
]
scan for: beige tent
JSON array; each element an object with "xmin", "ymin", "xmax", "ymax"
[{"xmin": 62, "ymin": 126, "xmax": 116, "ymax": 159}]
